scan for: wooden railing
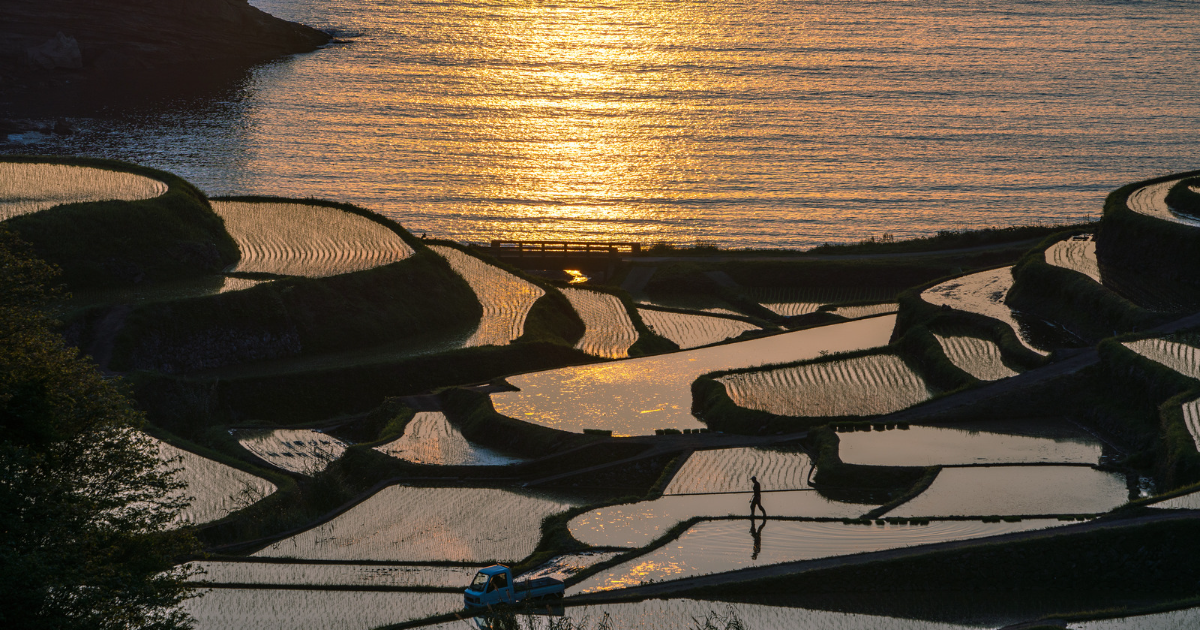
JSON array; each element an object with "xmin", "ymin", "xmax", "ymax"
[{"xmin": 488, "ymin": 240, "xmax": 641, "ymax": 256}]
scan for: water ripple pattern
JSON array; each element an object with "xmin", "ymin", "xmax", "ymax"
[
  {"xmin": 155, "ymin": 438, "xmax": 277, "ymax": 526},
  {"xmin": 211, "ymin": 200, "xmax": 414, "ymax": 278},
  {"xmin": 838, "ymin": 425, "xmax": 1101, "ymax": 467},
  {"xmin": 187, "ymin": 561, "xmax": 477, "ymax": 588},
  {"xmin": 181, "ymin": 589, "xmax": 461, "ymax": 630},
  {"xmin": 562, "ymin": 287, "xmax": 638, "ymax": 359},
  {"xmin": 252, "ymin": 486, "xmax": 578, "ymax": 562},
  {"xmin": 885, "ymin": 466, "xmax": 1128, "ymax": 517},
  {"xmin": 749, "ymin": 287, "xmax": 897, "ymax": 317},
  {"xmin": 829, "ymin": 302, "xmax": 900, "ymax": 319},
  {"xmin": 1126, "ymin": 179, "xmax": 1200, "ymax": 228},
  {"xmin": 1044, "ymin": 235, "xmax": 1101, "ymax": 283},
  {"xmin": 638, "ymin": 308, "xmax": 757, "ymax": 350},
  {"xmin": 664, "ymin": 448, "xmax": 812, "ymax": 495},
  {"xmin": 492, "ymin": 315, "xmax": 896, "ymax": 435},
  {"xmin": 234, "ymin": 428, "xmax": 349, "ymax": 475},
  {"xmin": 373, "ymin": 411, "xmax": 522, "ymax": 466},
  {"xmin": 1149, "ymin": 486, "xmax": 1200, "ymax": 510},
  {"xmin": 572, "ymin": 519, "xmax": 1062, "ymax": 593},
  {"xmin": 1067, "ymin": 607, "xmax": 1200, "ymax": 630},
  {"xmin": 934, "ymin": 333, "xmax": 1020, "ymax": 381},
  {"xmin": 427, "ymin": 244, "xmax": 544, "ymax": 347},
  {"xmin": 0, "ymin": 162, "xmax": 167, "ymax": 220},
  {"xmin": 921, "ymin": 267, "xmax": 1049, "ymax": 356},
  {"xmin": 719, "ymin": 353, "xmax": 934, "ymax": 417},
  {"xmin": 1185, "ymin": 397, "xmax": 1200, "ymax": 452},
  {"xmin": 1122, "ymin": 338, "xmax": 1200, "ymax": 381}
]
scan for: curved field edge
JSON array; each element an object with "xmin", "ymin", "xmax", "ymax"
[
  {"xmin": 1, "ymin": 155, "xmax": 239, "ymax": 289},
  {"xmin": 555, "ymin": 281, "xmax": 680, "ymax": 356}
]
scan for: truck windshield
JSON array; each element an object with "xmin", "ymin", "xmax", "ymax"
[{"xmin": 469, "ymin": 572, "xmax": 490, "ymax": 591}]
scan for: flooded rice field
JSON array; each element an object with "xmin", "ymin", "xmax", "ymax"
[
  {"xmin": 1126, "ymin": 178, "xmax": 1200, "ymax": 228},
  {"xmin": 837, "ymin": 425, "xmax": 1102, "ymax": 466},
  {"xmin": 67, "ymin": 275, "xmax": 270, "ymax": 309},
  {"xmin": 0, "ymin": 161, "xmax": 167, "ymax": 220},
  {"xmin": 492, "ymin": 315, "xmax": 896, "ymax": 435},
  {"xmin": 373, "ymin": 411, "xmax": 522, "ymax": 466},
  {"xmin": 155, "ymin": 439, "xmax": 277, "ymax": 526},
  {"xmin": 635, "ymin": 294, "xmax": 742, "ymax": 317},
  {"xmin": 1185, "ymin": 397, "xmax": 1200, "ymax": 451},
  {"xmin": 522, "ymin": 551, "xmax": 622, "ymax": 581},
  {"xmin": 1067, "ymin": 606, "xmax": 1200, "ymax": 629},
  {"xmin": 1044, "ymin": 235, "xmax": 1101, "ymax": 283},
  {"xmin": 571, "ymin": 518, "xmax": 1061, "ymax": 593},
  {"xmin": 1122, "ymin": 337, "xmax": 1200, "ymax": 381},
  {"xmin": 933, "ymin": 333, "xmax": 1020, "ymax": 381},
  {"xmin": 252, "ymin": 486, "xmax": 578, "ymax": 562},
  {"xmin": 1149, "ymin": 488, "xmax": 1200, "ymax": 510},
  {"xmin": 663, "ymin": 447, "xmax": 812, "ymax": 495},
  {"xmin": 181, "ymin": 588, "xmax": 460, "ymax": 630},
  {"xmin": 234, "ymin": 428, "xmax": 348, "ymax": 475},
  {"xmin": 211, "ymin": 201, "xmax": 414, "ymax": 277},
  {"xmin": 921, "ymin": 267, "xmax": 1049, "ymax": 355},
  {"xmin": 568, "ymin": 491, "xmax": 869, "ymax": 548},
  {"xmin": 636, "ymin": 308, "xmax": 758, "ymax": 350},
  {"xmin": 428, "ymin": 244, "xmax": 544, "ymax": 347},
  {"xmin": 718, "ymin": 353, "xmax": 934, "ymax": 417},
  {"xmin": 886, "ymin": 466, "xmax": 1127, "ymax": 517},
  {"xmin": 187, "ymin": 560, "xmax": 476, "ymax": 588},
  {"xmin": 748, "ymin": 287, "xmax": 897, "ymax": 317},
  {"xmin": 829, "ymin": 302, "xmax": 901, "ymax": 319},
  {"xmin": 561, "ymin": 287, "xmax": 638, "ymax": 359}
]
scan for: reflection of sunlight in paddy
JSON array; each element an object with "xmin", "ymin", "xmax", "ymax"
[
  {"xmin": 493, "ymin": 315, "xmax": 896, "ymax": 435},
  {"xmin": 885, "ymin": 466, "xmax": 1127, "ymax": 517},
  {"xmin": 837, "ymin": 425, "xmax": 1102, "ymax": 467}
]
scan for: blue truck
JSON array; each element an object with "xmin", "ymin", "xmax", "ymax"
[{"xmin": 463, "ymin": 565, "xmax": 565, "ymax": 609}]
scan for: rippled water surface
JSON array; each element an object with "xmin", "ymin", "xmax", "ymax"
[{"xmin": 10, "ymin": 1, "xmax": 1200, "ymax": 247}]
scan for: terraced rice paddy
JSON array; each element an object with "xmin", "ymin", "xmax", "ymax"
[
  {"xmin": 211, "ymin": 201, "xmax": 414, "ymax": 277},
  {"xmin": 885, "ymin": 466, "xmax": 1128, "ymax": 517},
  {"xmin": 492, "ymin": 315, "xmax": 896, "ymax": 435},
  {"xmin": 155, "ymin": 439, "xmax": 277, "ymax": 526},
  {"xmin": 0, "ymin": 162, "xmax": 168, "ymax": 220},
  {"xmin": 1184, "ymin": 397, "xmax": 1200, "ymax": 451},
  {"xmin": 921, "ymin": 267, "xmax": 1049, "ymax": 355},
  {"xmin": 718, "ymin": 353, "xmax": 934, "ymax": 417},
  {"xmin": 829, "ymin": 302, "xmax": 900, "ymax": 319},
  {"xmin": 253, "ymin": 486, "xmax": 578, "ymax": 562},
  {"xmin": 423, "ymin": 598, "xmax": 988, "ymax": 630},
  {"xmin": 748, "ymin": 287, "xmax": 897, "ymax": 317},
  {"xmin": 1122, "ymin": 338, "xmax": 1200, "ymax": 381},
  {"xmin": 188, "ymin": 561, "xmax": 477, "ymax": 588},
  {"xmin": 933, "ymin": 333, "xmax": 1020, "ymax": 381},
  {"xmin": 568, "ymin": 491, "xmax": 869, "ymax": 548},
  {"xmin": 522, "ymin": 551, "xmax": 622, "ymax": 580},
  {"xmin": 637, "ymin": 308, "xmax": 758, "ymax": 350},
  {"xmin": 181, "ymin": 588, "xmax": 460, "ymax": 630},
  {"xmin": 663, "ymin": 448, "xmax": 812, "ymax": 495},
  {"xmin": 837, "ymin": 425, "xmax": 1102, "ymax": 466},
  {"xmin": 1044, "ymin": 235, "xmax": 1101, "ymax": 283},
  {"xmin": 1067, "ymin": 607, "xmax": 1200, "ymax": 629},
  {"xmin": 561, "ymin": 287, "xmax": 638, "ymax": 358},
  {"xmin": 571, "ymin": 519, "xmax": 1061, "ymax": 593},
  {"xmin": 1149, "ymin": 489, "xmax": 1200, "ymax": 510},
  {"xmin": 1126, "ymin": 178, "xmax": 1200, "ymax": 228},
  {"xmin": 373, "ymin": 411, "xmax": 522, "ymax": 466},
  {"xmin": 234, "ymin": 429, "xmax": 348, "ymax": 475},
  {"xmin": 428, "ymin": 244, "xmax": 545, "ymax": 347},
  {"xmin": 636, "ymin": 294, "xmax": 742, "ymax": 316}
]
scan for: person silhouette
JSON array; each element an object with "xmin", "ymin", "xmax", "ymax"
[
  {"xmin": 749, "ymin": 475, "xmax": 766, "ymax": 518},
  {"xmin": 749, "ymin": 516, "xmax": 765, "ymax": 560}
]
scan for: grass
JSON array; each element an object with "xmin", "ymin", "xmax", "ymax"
[
  {"xmin": 805, "ymin": 222, "xmax": 1097, "ymax": 255},
  {"xmin": 2, "ymin": 155, "xmax": 239, "ymax": 289},
  {"xmin": 1164, "ymin": 176, "xmax": 1200, "ymax": 218}
]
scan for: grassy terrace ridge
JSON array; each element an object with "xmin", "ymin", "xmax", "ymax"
[
  {"xmin": 1165, "ymin": 175, "xmax": 1200, "ymax": 219},
  {"xmin": 1007, "ymin": 231, "xmax": 1167, "ymax": 342},
  {"xmin": 2, "ymin": 155, "xmax": 239, "ymax": 289},
  {"xmin": 549, "ymin": 280, "xmax": 680, "ymax": 356}
]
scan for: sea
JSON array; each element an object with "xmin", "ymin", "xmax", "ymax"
[{"xmin": 7, "ymin": 0, "xmax": 1200, "ymax": 249}]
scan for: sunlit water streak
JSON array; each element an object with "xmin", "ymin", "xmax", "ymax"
[{"xmin": 9, "ymin": 1, "xmax": 1200, "ymax": 248}]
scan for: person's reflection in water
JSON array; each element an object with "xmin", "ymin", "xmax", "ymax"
[{"xmin": 749, "ymin": 516, "xmax": 765, "ymax": 560}]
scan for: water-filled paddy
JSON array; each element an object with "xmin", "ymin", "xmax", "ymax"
[
  {"xmin": 748, "ymin": 287, "xmax": 897, "ymax": 317},
  {"xmin": 181, "ymin": 587, "xmax": 460, "ymax": 630},
  {"xmin": 374, "ymin": 411, "xmax": 522, "ymax": 466},
  {"xmin": 718, "ymin": 353, "xmax": 933, "ymax": 417},
  {"xmin": 1122, "ymin": 338, "xmax": 1200, "ymax": 381},
  {"xmin": 829, "ymin": 302, "xmax": 900, "ymax": 319},
  {"xmin": 211, "ymin": 200, "xmax": 414, "ymax": 277},
  {"xmin": 886, "ymin": 466, "xmax": 1127, "ymax": 517},
  {"xmin": 187, "ymin": 561, "xmax": 476, "ymax": 588},
  {"xmin": 921, "ymin": 267, "xmax": 1049, "ymax": 355},
  {"xmin": 571, "ymin": 518, "xmax": 1061, "ymax": 593},
  {"xmin": 561, "ymin": 287, "xmax": 638, "ymax": 359},
  {"xmin": 67, "ymin": 275, "xmax": 269, "ymax": 309},
  {"xmin": 428, "ymin": 244, "xmax": 544, "ymax": 347},
  {"xmin": 1185, "ymin": 397, "xmax": 1200, "ymax": 451},
  {"xmin": 492, "ymin": 315, "xmax": 896, "ymax": 435},
  {"xmin": 1149, "ymin": 489, "xmax": 1200, "ymax": 510},
  {"xmin": 933, "ymin": 333, "xmax": 1020, "ymax": 381},
  {"xmin": 636, "ymin": 308, "xmax": 758, "ymax": 350},
  {"xmin": 155, "ymin": 439, "xmax": 277, "ymax": 526},
  {"xmin": 568, "ymin": 491, "xmax": 869, "ymax": 548},
  {"xmin": 522, "ymin": 551, "xmax": 622, "ymax": 581},
  {"xmin": 253, "ymin": 486, "xmax": 578, "ymax": 562},
  {"xmin": 1126, "ymin": 178, "xmax": 1200, "ymax": 228},
  {"xmin": 635, "ymin": 294, "xmax": 742, "ymax": 317},
  {"xmin": 0, "ymin": 162, "xmax": 168, "ymax": 220},
  {"xmin": 837, "ymin": 425, "xmax": 1102, "ymax": 467},
  {"xmin": 1044, "ymin": 235, "xmax": 1101, "ymax": 283},
  {"xmin": 1067, "ymin": 607, "xmax": 1200, "ymax": 629},
  {"xmin": 234, "ymin": 428, "xmax": 348, "ymax": 475},
  {"xmin": 664, "ymin": 447, "xmax": 812, "ymax": 495}
]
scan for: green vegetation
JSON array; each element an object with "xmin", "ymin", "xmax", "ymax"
[
  {"xmin": 806, "ymin": 223, "xmax": 1096, "ymax": 255},
  {"xmin": 1164, "ymin": 176, "xmax": 1200, "ymax": 219},
  {"xmin": 2, "ymin": 155, "xmax": 239, "ymax": 289}
]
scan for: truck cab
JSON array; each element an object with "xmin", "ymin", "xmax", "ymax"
[{"xmin": 463, "ymin": 564, "xmax": 564, "ymax": 609}]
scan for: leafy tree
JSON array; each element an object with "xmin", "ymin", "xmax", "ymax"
[{"xmin": 0, "ymin": 226, "xmax": 199, "ymax": 629}]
